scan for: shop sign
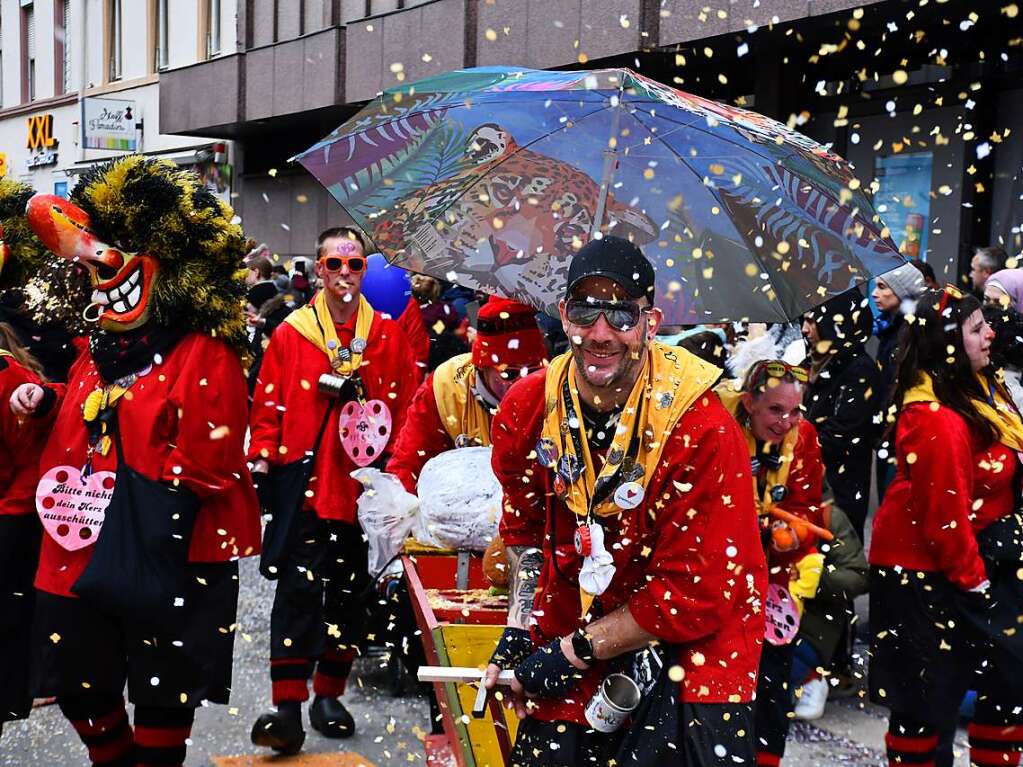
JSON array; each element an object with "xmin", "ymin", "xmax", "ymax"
[
  {"xmin": 82, "ymin": 97, "xmax": 138, "ymax": 151},
  {"xmin": 27, "ymin": 114, "xmax": 57, "ymax": 150}
]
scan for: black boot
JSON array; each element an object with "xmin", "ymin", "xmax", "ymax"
[
  {"xmin": 309, "ymin": 695, "xmax": 356, "ymax": 738},
  {"xmin": 250, "ymin": 701, "xmax": 305, "ymax": 754}
]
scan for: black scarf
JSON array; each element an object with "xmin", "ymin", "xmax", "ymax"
[{"xmin": 90, "ymin": 323, "xmax": 187, "ymax": 384}]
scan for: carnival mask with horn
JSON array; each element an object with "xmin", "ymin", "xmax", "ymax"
[{"xmin": 27, "ymin": 194, "xmax": 158, "ymax": 331}]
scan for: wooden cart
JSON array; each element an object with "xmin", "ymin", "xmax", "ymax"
[{"xmin": 403, "ymin": 543, "xmax": 517, "ymax": 767}]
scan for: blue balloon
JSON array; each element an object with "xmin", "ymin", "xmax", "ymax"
[{"xmin": 360, "ymin": 254, "xmax": 412, "ymax": 318}]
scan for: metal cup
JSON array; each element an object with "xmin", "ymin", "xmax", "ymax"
[{"xmin": 584, "ymin": 673, "xmax": 641, "ymax": 733}]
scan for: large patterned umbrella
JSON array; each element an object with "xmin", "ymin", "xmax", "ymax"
[{"xmin": 295, "ymin": 66, "xmax": 905, "ymax": 323}]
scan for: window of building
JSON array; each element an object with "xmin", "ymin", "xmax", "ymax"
[
  {"xmin": 107, "ymin": 0, "xmax": 122, "ymax": 82},
  {"xmin": 62, "ymin": 0, "xmax": 71, "ymax": 93},
  {"xmin": 155, "ymin": 0, "xmax": 168, "ymax": 70},
  {"xmin": 55, "ymin": 0, "xmax": 70, "ymax": 95},
  {"xmin": 202, "ymin": 0, "xmax": 221, "ymax": 59},
  {"xmin": 22, "ymin": 1, "xmax": 36, "ymax": 102}
]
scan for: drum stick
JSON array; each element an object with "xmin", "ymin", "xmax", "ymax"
[{"xmin": 768, "ymin": 507, "xmax": 834, "ymax": 542}]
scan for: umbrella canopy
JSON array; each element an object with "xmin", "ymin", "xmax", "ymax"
[{"xmin": 295, "ymin": 66, "xmax": 905, "ymax": 323}]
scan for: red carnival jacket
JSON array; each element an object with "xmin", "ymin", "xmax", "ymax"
[
  {"xmin": 762, "ymin": 418, "xmax": 825, "ymax": 584},
  {"xmin": 493, "ymin": 371, "xmax": 768, "ymax": 724},
  {"xmin": 248, "ymin": 308, "xmax": 418, "ymax": 523},
  {"xmin": 0, "ymin": 356, "xmax": 48, "ymax": 516},
  {"xmin": 870, "ymin": 403, "xmax": 1014, "ymax": 591},
  {"xmin": 386, "ymin": 371, "xmax": 461, "ymax": 494},
  {"xmin": 34, "ymin": 333, "xmax": 261, "ymax": 597}
]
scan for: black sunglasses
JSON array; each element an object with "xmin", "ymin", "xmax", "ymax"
[{"xmin": 565, "ymin": 299, "xmax": 646, "ymax": 332}]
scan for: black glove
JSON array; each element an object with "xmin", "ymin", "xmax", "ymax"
[
  {"xmin": 489, "ymin": 627, "xmax": 534, "ymax": 669},
  {"xmin": 514, "ymin": 638, "xmax": 583, "ymax": 698}
]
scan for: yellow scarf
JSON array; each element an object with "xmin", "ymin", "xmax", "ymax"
[
  {"xmin": 903, "ymin": 371, "xmax": 1023, "ymax": 452},
  {"xmin": 718, "ymin": 384, "xmax": 800, "ymax": 516},
  {"xmin": 284, "ymin": 291, "xmax": 373, "ymax": 377},
  {"xmin": 542, "ymin": 342, "xmax": 720, "ymax": 521},
  {"xmin": 0, "ymin": 350, "xmax": 11, "ymax": 359},
  {"xmin": 432, "ymin": 353, "xmax": 492, "ymax": 446}
]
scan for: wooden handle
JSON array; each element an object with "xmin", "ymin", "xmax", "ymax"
[{"xmin": 417, "ymin": 666, "xmax": 517, "ymax": 685}]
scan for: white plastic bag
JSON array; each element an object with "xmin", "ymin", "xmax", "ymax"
[
  {"xmin": 352, "ymin": 468, "xmax": 419, "ymax": 574},
  {"xmin": 416, "ymin": 447, "xmax": 502, "ymax": 551}
]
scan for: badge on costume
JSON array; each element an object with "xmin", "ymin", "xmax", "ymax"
[
  {"xmin": 339, "ymin": 399, "xmax": 393, "ymax": 467},
  {"xmin": 614, "ymin": 481, "xmax": 644, "ymax": 510},
  {"xmin": 574, "ymin": 525, "xmax": 593, "ymax": 556},
  {"xmin": 36, "ymin": 465, "xmax": 115, "ymax": 551},
  {"xmin": 557, "ymin": 453, "xmax": 583, "ymax": 484},
  {"xmin": 535, "ymin": 438, "xmax": 557, "ymax": 468},
  {"xmin": 553, "ymin": 473, "xmax": 568, "ymax": 498},
  {"xmin": 770, "ymin": 485, "xmax": 787, "ymax": 503},
  {"xmin": 620, "ymin": 457, "xmax": 644, "ymax": 483},
  {"xmin": 607, "ymin": 447, "xmax": 624, "ymax": 466},
  {"xmin": 351, "ymin": 337, "xmax": 367, "ymax": 355}
]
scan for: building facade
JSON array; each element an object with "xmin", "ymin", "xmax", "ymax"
[
  {"xmin": 156, "ymin": 0, "xmax": 1023, "ymax": 285},
  {"xmin": 0, "ymin": 0, "xmax": 237, "ymax": 200}
]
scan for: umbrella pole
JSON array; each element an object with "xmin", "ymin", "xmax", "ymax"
[{"xmin": 590, "ymin": 92, "xmax": 624, "ymax": 238}]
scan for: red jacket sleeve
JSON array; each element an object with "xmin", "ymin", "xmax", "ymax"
[
  {"xmin": 493, "ymin": 372, "xmax": 548, "ymax": 550},
  {"xmin": 161, "ymin": 338, "xmax": 253, "ymax": 500},
  {"xmin": 628, "ymin": 398, "xmax": 767, "ymax": 645},
  {"xmin": 385, "ymin": 374, "xmax": 455, "ymax": 493},
  {"xmin": 248, "ymin": 324, "xmax": 286, "ymax": 463},
  {"xmin": 901, "ymin": 405, "xmax": 988, "ymax": 590},
  {"xmin": 396, "ymin": 297, "xmax": 429, "ymax": 383}
]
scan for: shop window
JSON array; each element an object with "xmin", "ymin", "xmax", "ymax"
[
  {"xmin": 106, "ymin": 0, "xmax": 122, "ymax": 82},
  {"xmin": 874, "ymin": 152, "xmax": 935, "ymax": 260}
]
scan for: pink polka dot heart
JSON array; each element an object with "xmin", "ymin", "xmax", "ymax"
[
  {"xmin": 35, "ymin": 465, "xmax": 116, "ymax": 551},
  {"xmin": 339, "ymin": 399, "xmax": 392, "ymax": 468}
]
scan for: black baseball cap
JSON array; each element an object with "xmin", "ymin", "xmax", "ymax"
[{"xmin": 566, "ymin": 236, "xmax": 656, "ymax": 304}]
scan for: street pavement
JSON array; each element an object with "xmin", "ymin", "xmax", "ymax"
[{"xmin": 3, "ymin": 558, "xmax": 969, "ymax": 767}]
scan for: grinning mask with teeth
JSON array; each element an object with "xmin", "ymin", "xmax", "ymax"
[
  {"xmin": 28, "ymin": 194, "xmax": 157, "ymax": 331},
  {"xmin": 23, "ymin": 156, "xmax": 250, "ymax": 351}
]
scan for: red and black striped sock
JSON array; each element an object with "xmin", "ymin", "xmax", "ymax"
[
  {"xmin": 756, "ymin": 751, "xmax": 781, "ymax": 766},
  {"xmin": 133, "ymin": 706, "xmax": 195, "ymax": 767},
  {"xmin": 271, "ymin": 657, "xmax": 313, "ymax": 705},
  {"xmin": 58, "ymin": 694, "xmax": 133, "ymax": 767},
  {"xmin": 885, "ymin": 716, "xmax": 937, "ymax": 767},
  {"xmin": 968, "ymin": 722, "xmax": 1023, "ymax": 767},
  {"xmin": 312, "ymin": 647, "xmax": 358, "ymax": 699}
]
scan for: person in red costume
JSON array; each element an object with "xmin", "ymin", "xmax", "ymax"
[
  {"xmin": 870, "ymin": 285, "xmax": 1023, "ymax": 767},
  {"xmin": 482, "ymin": 236, "xmax": 767, "ymax": 766},
  {"xmin": 248, "ymin": 226, "xmax": 418, "ymax": 754},
  {"xmin": 719, "ymin": 360, "xmax": 825, "ymax": 767},
  {"xmin": 0, "ymin": 178, "xmax": 62, "ymax": 736},
  {"xmin": 387, "ymin": 296, "xmax": 547, "ymax": 493},
  {"xmin": 11, "ymin": 157, "xmax": 261, "ymax": 767}
]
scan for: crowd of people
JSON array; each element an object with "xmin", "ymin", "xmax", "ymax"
[{"xmin": 0, "ymin": 158, "xmax": 1020, "ymax": 767}]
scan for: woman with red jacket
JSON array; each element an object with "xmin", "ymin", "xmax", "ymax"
[
  {"xmin": 870, "ymin": 286, "xmax": 1023, "ymax": 767},
  {"xmin": 0, "ymin": 324, "xmax": 50, "ymax": 734},
  {"xmin": 721, "ymin": 360, "xmax": 825, "ymax": 767},
  {"xmin": 12, "ymin": 158, "xmax": 261, "ymax": 767}
]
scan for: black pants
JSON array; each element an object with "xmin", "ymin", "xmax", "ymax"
[
  {"xmin": 269, "ymin": 513, "xmax": 373, "ymax": 703},
  {"xmin": 510, "ymin": 702, "xmax": 756, "ymax": 766},
  {"xmin": 0, "ymin": 515, "xmax": 42, "ymax": 722},
  {"xmin": 32, "ymin": 561, "xmax": 239, "ymax": 707},
  {"xmin": 754, "ymin": 641, "xmax": 796, "ymax": 759}
]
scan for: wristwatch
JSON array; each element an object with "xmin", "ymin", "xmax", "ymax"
[{"xmin": 571, "ymin": 629, "xmax": 595, "ymax": 667}]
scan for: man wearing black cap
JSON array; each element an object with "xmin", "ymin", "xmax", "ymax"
[{"xmin": 484, "ymin": 236, "xmax": 767, "ymax": 765}]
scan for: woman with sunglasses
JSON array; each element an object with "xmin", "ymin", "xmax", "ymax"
[
  {"xmin": 720, "ymin": 359, "xmax": 825, "ymax": 767},
  {"xmin": 869, "ymin": 286, "xmax": 1023, "ymax": 767}
]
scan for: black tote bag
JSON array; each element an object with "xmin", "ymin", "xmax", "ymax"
[
  {"xmin": 257, "ymin": 402, "xmax": 335, "ymax": 579},
  {"xmin": 72, "ymin": 415, "xmax": 199, "ymax": 632},
  {"xmin": 613, "ymin": 645, "xmax": 680, "ymax": 764}
]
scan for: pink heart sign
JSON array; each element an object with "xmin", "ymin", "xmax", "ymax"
[
  {"xmin": 764, "ymin": 582, "xmax": 801, "ymax": 646},
  {"xmin": 36, "ymin": 465, "xmax": 116, "ymax": 551},
  {"xmin": 339, "ymin": 399, "xmax": 392, "ymax": 468}
]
